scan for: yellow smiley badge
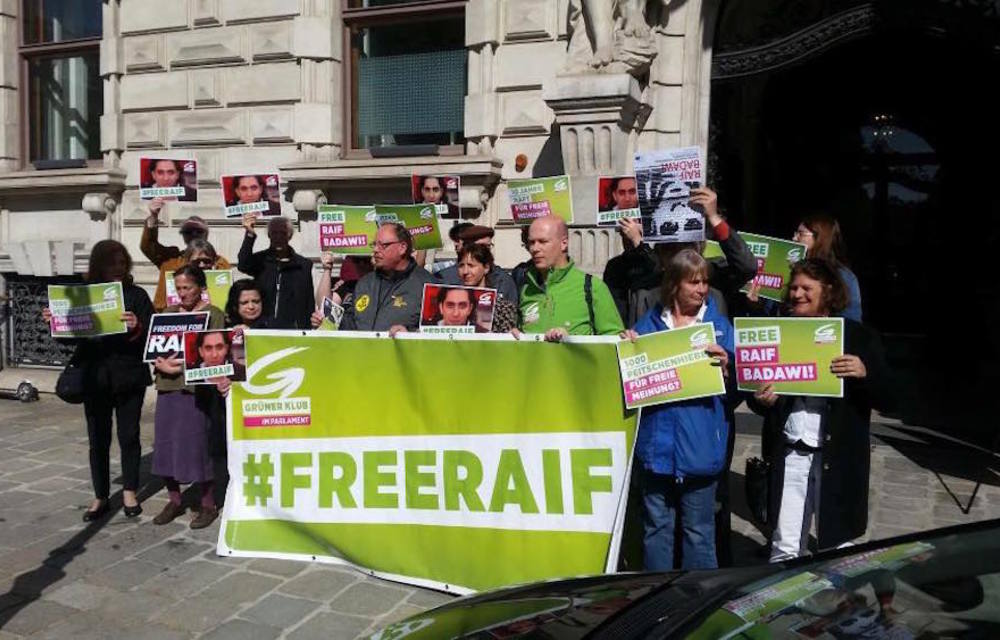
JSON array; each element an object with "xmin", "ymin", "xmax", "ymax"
[{"xmin": 355, "ymin": 294, "xmax": 370, "ymax": 312}]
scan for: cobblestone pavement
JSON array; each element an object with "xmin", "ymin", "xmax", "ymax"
[{"xmin": 1, "ymin": 397, "xmax": 998, "ymax": 638}]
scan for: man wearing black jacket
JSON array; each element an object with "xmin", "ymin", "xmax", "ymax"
[
  {"xmin": 238, "ymin": 215, "xmax": 314, "ymax": 329},
  {"xmin": 603, "ymin": 187, "xmax": 757, "ymax": 326},
  {"xmin": 340, "ymin": 223, "xmax": 433, "ymax": 332}
]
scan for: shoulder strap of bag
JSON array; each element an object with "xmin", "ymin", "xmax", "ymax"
[{"xmin": 584, "ymin": 273, "xmax": 596, "ymax": 334}]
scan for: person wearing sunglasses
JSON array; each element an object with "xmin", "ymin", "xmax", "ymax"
[
  {"xmin": 340, "ymin": 222, "xmax": 433, "ymax": 332},
  {"xmin": 141, "ymin": 211, "xmax": 232, "ymax": 311}
]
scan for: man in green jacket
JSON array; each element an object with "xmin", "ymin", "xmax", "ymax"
[{"xmin": 517, "ymin": 215, "xmax": 624, "ymax": 341}]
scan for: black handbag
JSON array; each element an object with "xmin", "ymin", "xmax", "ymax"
[
  {"xmin": 55, "ymin": 362, "xmax": 86, "ymax": 404},
  {"xmin": 744, "ymin": 456, "xmax": 770, "ymax": 527}
]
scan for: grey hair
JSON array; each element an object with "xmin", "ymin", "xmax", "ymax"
[{"xmin": 183, "ymin": 238, "xmax": 218, "ymax": 262}]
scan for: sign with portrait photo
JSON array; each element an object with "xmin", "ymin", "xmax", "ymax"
[
  {"xmin": 221, "ymin": 173, "xmax": 281, "ymax": 218},
  {"xmin": 597, "ymin": 176, "xmax": 641, "ymax": 226},
  {"xmin": 139, "ymin": 157, "xmax": 197, "ymax": 201},
  {"xmin": 374, "ymin": 204, "xmax": 444, "ymax": 251},
  {"xmin": 411, "ymin": 175, "xmax": 460, "ymax": 217},
  {"xmin": 143, "ymin": 312, "xmax": 209, "ymax": 362},
  {"xmin": 182, "ymin": 329, "xmax": 243, "ymax": 384},
  {"xmin": 317, "ymin": 205, "xmax": 377, "ymax": 255},
  {"xmin": 419, "ymin": 284, "xmax": 497, "ymax": 335},
  {"xmin": 634, "ymin": 146, "xmax": 705, "ymax": 243}
]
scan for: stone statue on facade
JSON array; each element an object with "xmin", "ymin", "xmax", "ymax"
[{"xmin": 564, "ymin": 0, "xmax": 673, "ymax": 77}]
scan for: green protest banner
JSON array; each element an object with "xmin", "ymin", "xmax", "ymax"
[
  {"xmin": 47, "ymin": 282, "xmax": 127, "ymax": 338},
  {"xmin": 374, "ymin": 204, "xmax": 443, "ymax": 251},
  {"xmin": 734, "ymin": 317, "xmax": 844, "ymax": 397},
  {"xmin": 616, "ymin": 323, "xmax": 725, "ymax": 409},
  {"xmin": 704, "ymin": 234, "xmax": 806, "ymax": 302},
  {"xmin": 219, "ymin": 333, "xmax": 638, "ymax": 594},
  {"xmin": 165, "ymin": 269, "xmax": 232, "ymax": 309},
  {"xmin": 318, "ymin": 205, "xmax": 376, "ymax": 255},
  {"xmin": 507, "ymin": 176, "xmax": 574, "ymax": 224}
]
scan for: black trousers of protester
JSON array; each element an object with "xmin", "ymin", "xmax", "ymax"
[{"xmin": 83, "ymin": 389, "xmax": 145, "ymax": 500}]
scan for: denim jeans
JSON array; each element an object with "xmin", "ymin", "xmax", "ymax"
[{"xmin": 641, "ymin": 471, "xmax": 718, "ymax": 571}]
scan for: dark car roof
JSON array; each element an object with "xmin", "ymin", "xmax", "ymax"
[{"xmin": 367, "ymin": 518, "xmax": 1000, "ymax": 640}]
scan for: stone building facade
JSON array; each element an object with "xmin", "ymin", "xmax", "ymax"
[{"xmin": 0, "ymin": 0, "xmax": 719, "ymax": 368}]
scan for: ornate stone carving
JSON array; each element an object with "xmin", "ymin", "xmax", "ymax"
[
  {"xmin": 563, "ymin": 0, "xmax": 671, "ymax": 77},
  {"xmin": 712, "ymin": 5, "xmax": 876, "ymax": 80}
]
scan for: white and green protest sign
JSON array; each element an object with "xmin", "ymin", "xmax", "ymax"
[
  {"xmin": 166, "ymin": 269, "xmax": 232, "ymax": 309},
  {"xmin": 734, "ymin": 317, "xmax": 844, "ymax": 397},
  {"xmin": 507, "ymin": 176, "xmax": 574, "ymax": 224},
  {"xmin": 219, "ymin": 332, "xmax": 638, "ymax": 594},
  {"xmin": 318, "ymin": 297, "xmax": 343, "ymax": 330},
  {"xmin": 47, "ymin": 282, "xmax": 127, "ymax": 338},
  {"xmin": 318, "ymin": 205, "xmax": 376, "ymax": 255},
  {"xmin": 616, "ymin": 323, "xmax": 726, "ymax": 409},
  {"xmin": 374, "ymin": 204, "xmax": 443, "ymax": 251},
  {"xmin": 704, "ymin": 234, "xmax": 806, "ymax": 301}
]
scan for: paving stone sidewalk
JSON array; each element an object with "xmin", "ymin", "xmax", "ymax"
[{"xmin": 1, "ymin": 397, "xmax": 998, "ymax": 638}]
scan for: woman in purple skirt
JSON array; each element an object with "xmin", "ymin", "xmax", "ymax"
[{"xmin": 151, "ymin": 264, "xmax": 225, "ymax": 529}]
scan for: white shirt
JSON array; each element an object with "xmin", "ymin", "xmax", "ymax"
[
  {"xmin": 660, "ymin": 303, "xmax": 707, "ymax": 330},
  {"xmin": 783, "ymin": 397, "xmax": 825, "ymax": 447}
]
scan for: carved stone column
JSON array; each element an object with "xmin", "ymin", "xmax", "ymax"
[
  {"xmin": 542, "ymin": 73, "xmax": 647, "ymax": 273},
  {"xmin": 542, "ymin": 73, "xmax": 644, "ymax": 225}
]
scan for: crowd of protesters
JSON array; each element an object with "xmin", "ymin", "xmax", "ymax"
[{"xmin": 44, "ymin": 186, "xmax": 892, "ymax": 574}]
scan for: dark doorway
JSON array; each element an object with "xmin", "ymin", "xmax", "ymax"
[{"xmin": 709, "ymin": 1, "xmax": 1000, "ymax": 441}]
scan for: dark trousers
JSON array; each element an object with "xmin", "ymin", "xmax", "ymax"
[{"xmin": 84, "ymin": 389, "xmax": 145, "ymax": 499}]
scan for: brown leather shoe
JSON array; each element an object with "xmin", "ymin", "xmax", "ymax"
[
  {"xmin": 190, "ymin": 506, "xmax": 219, "ymax": 530},
  {"xmin": 153, "ymin": 501, "xmax": 185, "ymax": 525}
]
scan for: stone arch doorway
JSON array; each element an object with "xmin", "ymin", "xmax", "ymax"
[{"xmin": 707, "ymin": 1, "xmax": 1000, "ymax": 438}]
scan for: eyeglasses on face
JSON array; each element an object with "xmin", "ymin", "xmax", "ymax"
[{"xmin": 370, "ymin": 240, "xmax": 402, "ymax": 250}]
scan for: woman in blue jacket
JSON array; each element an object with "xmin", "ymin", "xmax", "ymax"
[{"xmin": 621, "ymin": 248, "xmax": 736, "ymax": 570}]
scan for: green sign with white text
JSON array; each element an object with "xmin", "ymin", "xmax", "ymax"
[
  {"xmin": 734, "ymin": 317, "xmax": 844, "ymax": 397},
  {"xmin": 374, "ymin": 204, "xmax": 444, "ymax": 251},
  {"xmin": 165, "ymin": 269, "xmax": 232, "ymax": 309},
  {"xmin": 704, "ymin": 233, "xmax": 806, "ymax": 302},
  {"xmin": 219, "ymin": 332, "xmax": 638, "ymax": 594},
  {"xmin": 318, "ymin": 205, "xmax": 377, "ymax": 255},
  {"xmin": 508, "ymin": 176, "xmax": 574, "ymax": 224},
  {"xmin": 47, "ymin": 282, "xmax": 127, "ymax": 338},
  {"xmin": 616, "ymin": 323, "xmax": 726, "ymax": 409}
]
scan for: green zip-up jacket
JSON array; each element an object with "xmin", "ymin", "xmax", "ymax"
[{"xmin": 519, "ymin": 260, "xmax": 625, "ymax": 335}]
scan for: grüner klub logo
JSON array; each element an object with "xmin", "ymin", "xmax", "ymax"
[
  {"xmin": 813, "ymin": 323, "xmax": 837, "ymax": 344},
  {"xmin": 241, "ymin": 346, "xmax": 312, "ymax": 427},
  {"xmin": 689, "ymin": 327, "xmax": 710, "ymax": 349}
]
